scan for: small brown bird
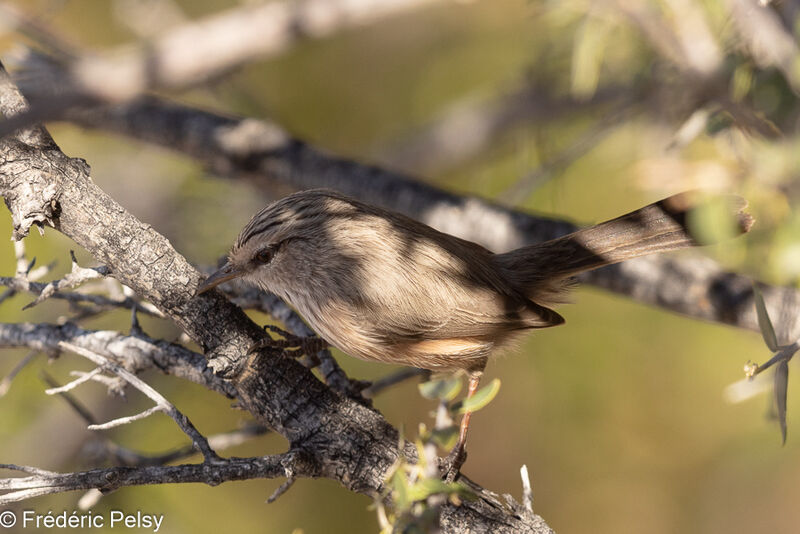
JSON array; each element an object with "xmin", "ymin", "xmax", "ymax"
[{"xmin": 197, "ymin": 189, "xmax": 752, "ymax": 476}]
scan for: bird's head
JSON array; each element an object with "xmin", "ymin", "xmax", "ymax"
[{"xmin": 196, "ymin": 189, "xmax": 344, "ymax": 295}]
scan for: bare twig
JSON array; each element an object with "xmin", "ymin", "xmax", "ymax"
[
  {"xmin": 0, "ymin": 455, "xmax": 299, "ymax": 505},
  {"xmin": 67, "ymin": 370, "xmax": 125, "ymax": 395},
  {"xmin": 57, "ymin": 342, "xmax": 221, "ymax": 463},
  {"xmin": 0, "ymin": 240, "xmax": 54, "ymax": 304},
  {"xmin": 0, "ymin": 322, "xmax": 234, "ymax": 398},
  {"xmin": 362, "ymin": 368, "xmax": 430, "ymax": 399},
  {"xmin": 0, "ymin": 276, "xmax": 163, "ymax": 317},
  {"xmin": 88, "ymin": 406, "xmax": 164, "ymax": 431},
  {"xmin": 520, "ymin": 464, "xmax": 533, "ymax": 512},
  {"xmin": 0, "ymin": 250, "xmax": 161, "ymax": 318},
  {"xmin": 13, "ymin": 239, "xmax": 27, "ymax": 275},
  {"xmin": 43, "ymin": 366, "xmax": 104, "ymax": 395},
  {"xmin": 100, "ymin": 424, "xmax": 270, "ymax": 467},
  {"xmin": 267, "ymin": 477, "xmax": 296, "ymax": 504},
  {"xmin": 0, "ymin": 463, "xmax": 59, "ymax": 476},
  {"xmin": 22, "ymin": 251, "xmax": 109, "ymax": 310},
  {"xmin": 1, "ymin": 276, "xmax": 138, "ymax": 309},
  {"xmin": 40, "ymin": 371, "xmax": 102, "ymax": 425},
  {"xmin": 0, "ymin": 349, "xmax": 38, "ymax": 397},
  {"xmin": 43, "ymin": 371, "xmax": 268, "ymax": 468}
]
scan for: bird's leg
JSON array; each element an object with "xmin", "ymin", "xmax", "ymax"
[
  {"xmin": 248, "ymin": 325, "xmax": 329, "ymax": 365},
  {"xmin": 443, "ymin": 372, "xmax": 482, "ymax": 482}
]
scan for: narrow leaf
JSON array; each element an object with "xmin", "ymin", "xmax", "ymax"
[
  {"xmin": 571, "ymin": 16, "xmax": 610, "ymax": 99},
  {"xmin": 430, "ymin": 425, "xmax": 459, "ymax": 450},
  {"xmin": 390, "ymin": 468, "xmax": 410, "ymax": 511},
  {"xmin": 754, "ymin": 285, "xmax": 779, "ymax": 352},
  {"xmin": 724, "ymin": 373, "xmax": 772, "ymax": 404},
  {"xmin": 406, "ymin": 478, "xmax": 465, "ymax": 502},
  {"xmin": 418, "ymin": 377, "xmax": 461, "ymax": 401},
  {"xmin": 775, "ymin": 360, "xmax": 789, "ymax": 445},
  {"xmin": 455, "ymin": 379, "xmax": 501, "ymax": 415}
]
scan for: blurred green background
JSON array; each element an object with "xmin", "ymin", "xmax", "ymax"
[{"xmin": 2, "ymin": 0, "xmax": 800, "ymax": 533}]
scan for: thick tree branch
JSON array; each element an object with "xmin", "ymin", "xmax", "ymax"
[
  {"xmin": 61, "ymin": 97, "xmax": 796, "ymax": 338},
  {"xmin": 2, "ymin": 0, "xmax": 448, "ymax": 103},
  {"xmin": 0, "ymin": 64, "xmax": 551, "ymax": 532},
  {"xmin": 223, "ymin": 282, "xmax": 364, "ymax": 398}
]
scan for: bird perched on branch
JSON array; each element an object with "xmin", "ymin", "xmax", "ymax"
[{"xmin": 198, "ymin": 189, "xmax": 753, "ymax": 478}]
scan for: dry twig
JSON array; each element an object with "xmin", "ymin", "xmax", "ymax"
[{"xmin": 57, "ymin": 342, "xmax": 220, "ymax": 463}]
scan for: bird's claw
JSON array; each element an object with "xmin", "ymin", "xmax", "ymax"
[{"xmin": 248, "ymin": 325, "xmax": 328, "ymax": 361}]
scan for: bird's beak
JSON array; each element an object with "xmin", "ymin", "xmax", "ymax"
[{"xmin": 196, "ymin": 263, "xmax": 245, "ymax": 295}]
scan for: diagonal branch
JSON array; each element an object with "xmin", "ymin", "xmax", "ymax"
[
  {"xmin": 0, "ymin": 60, "xmax": 548, "ymax": 532},
  {"xmin": 0, "ymin": 349, "xmax": 38, "ymax": 396},
  {"xmin": 61, "ymin": 96, "xmax": 796, "ymax": 338},
  {"xmin": 2, "ymin": 0, "xmax": 448, "ymax": 106},
  {"xmin": 225, "ymin": 283, "xmax": 361, "ymax": 399}
]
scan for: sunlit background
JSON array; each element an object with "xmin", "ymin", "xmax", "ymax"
[{"xmin": 1, "ymin": 0, "xmax": 800, "ymax": 532}]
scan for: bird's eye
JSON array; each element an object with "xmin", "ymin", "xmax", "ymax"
[{"xmin": 255, "ymin": 247, "xmax": 275, "ymax": 264}]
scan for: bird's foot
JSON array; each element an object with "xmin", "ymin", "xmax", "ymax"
[{"xmin": 248, "ymin": 325, "xmax": 328, "ymax": 365}]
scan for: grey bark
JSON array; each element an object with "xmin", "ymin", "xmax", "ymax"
[
  {"xmin": 0, "ymin": 67, "xmax": 554, "ymax": 532},
  {"xmin": 65, "ymin": 97, "xmax": 800, "ymax": 340},
  {"xmin": 0, "ymin": 322, "xmax": 234, "ymax": 398}
]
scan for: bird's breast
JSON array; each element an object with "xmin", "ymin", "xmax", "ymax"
[{"xmin": 277, "ymin": 287, "xmax": 491, "ymax": 372}]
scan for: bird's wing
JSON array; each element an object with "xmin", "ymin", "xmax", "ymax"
[{"xmin": 352, "ymin": 228, "xmax": 564, "ymax": 344}]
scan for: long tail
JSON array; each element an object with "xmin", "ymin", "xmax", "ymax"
[{"xmin": 494, "ymin": 192, "xmax": 753, "ymax": 302}]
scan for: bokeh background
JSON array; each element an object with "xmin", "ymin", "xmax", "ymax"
[{"xmin": 2, "ymin": 0, "xmax": 800, "ymax": 532}]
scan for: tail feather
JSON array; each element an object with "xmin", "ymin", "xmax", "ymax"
[{"xmin": 494, "ymin": 192, "xmax": 753, "ymax": 302}]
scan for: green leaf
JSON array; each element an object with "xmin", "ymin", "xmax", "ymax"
[
  {"xmin": 454, "ymin": 379, "xmax": 501, "ymax": 415},
  {"xmin": 687, "ymin": 194, "xmax": 741, "ymax": 245},
  {"xmin": 571, "ymin": 16, "xmax": 611, "ymax": 99},
  {"xmin": 430, "ymin": 425, "xmax": 459, "ymax": 450},
  {"xmin": 418, "ymin": 376, "xmax": 462, "ymax": 401},
  {"xmin": 705, "ymin": 110, "xmax": 734, "ymax": 135},
  {"xmin": 731, "ymin": 64, "xmax": 753, "ymax": 102},
  {"xmin": 406, "ymin": 478, "xmax": 465, "ymax": 502},
  {"xmin": 754, "ymin": 285, "xmax": 779, "ymax": 352},
  {"xmin": 390, "ymin": 468, "xmax": 410, "ymax": 511},
  {"xmin": 775, "ymin": 360, "xmax": 789, "ymax": 445}
]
